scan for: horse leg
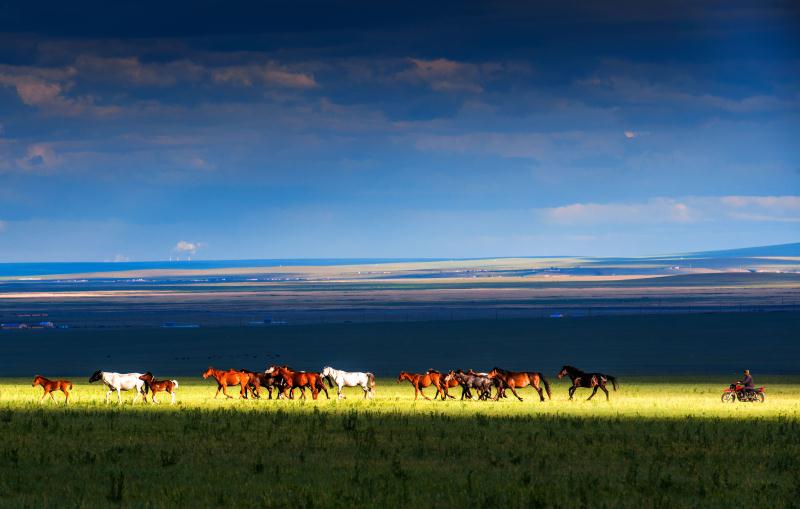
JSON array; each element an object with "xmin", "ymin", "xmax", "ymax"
[
  {"xmin": 419, "ymin": 387, "xmax": 431, "ymax": 400},
  {"xmin": 221, "ymin": 384, "xmax": 233, "ymax": 399},
  {"xmin": 213, "ymin": 385, "xmax": 222, "ymax": 399},
  {"xmin": 170, "ymin": 390, "xmax": 175, "ymax": 404},
  {"xmin": 509, "ymin": 385, "xmax": 523, "ymax": 401},
  {"xmin": 536, "ymin": 385, "xmax": 545, "ymax": 402},
  {"xmin": 105, "ymin": 388, "xmax": 112, "ymax": 404},
  {"xmin": 600, "ymin": 385, "xmax": 610, "ymax": 401},
  {"xmin": 568, "ymin": 385, "xmax": 576, "ymax": 400},
  {"xmin": 413, "ymin": 385, "xmax": 419, "ymax": 401},
  {"xmin": 39, "ymin": 391, "xmax": 47, "ymax": 403},
  {"xmin": 587, "ymin": 386, "xmax": 599, "ymax": 400},
  {"xmin": 117, "ymin": 388, "xmax": 123, "ymax": 404}
]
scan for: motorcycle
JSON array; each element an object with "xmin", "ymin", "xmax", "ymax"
[{"xmin": 721, "ymin": 382, "xmax": 765, "ymax": 403}]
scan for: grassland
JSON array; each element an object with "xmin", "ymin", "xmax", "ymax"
[{"xmin": 2, "ymin": 377, "xmax": 800, "ymax": 508}]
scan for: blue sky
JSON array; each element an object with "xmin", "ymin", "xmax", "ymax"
[{"xmin": 0, "ymin": 1, "xmax": 798, "ymax": 261}]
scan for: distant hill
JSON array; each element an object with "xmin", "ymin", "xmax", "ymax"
[{"xmin": 688, "ymin": 242, "xmax": 800, "ymax": 258}]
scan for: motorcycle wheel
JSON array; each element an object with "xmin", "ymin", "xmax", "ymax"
[
  {"xmin": 756, "ymin": 393, "xmax": 765, "ymax": 403},
  {"xmin": 721, "ymin": 392, "xmax": 735, "ymax": 403}
]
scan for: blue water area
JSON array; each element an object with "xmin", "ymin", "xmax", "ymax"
[{"xmin": 0, "ymin": 258, "xmax": 448, "ymax": 277}]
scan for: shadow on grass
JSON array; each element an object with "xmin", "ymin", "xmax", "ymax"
[{"xmin": 0, "ymin": 407, "xmax": 798, "ymax": 507}]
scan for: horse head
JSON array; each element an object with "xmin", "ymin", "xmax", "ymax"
[
  {"xmin": 202, "ymin": 367, "xmax": 214, "ymax": 379},
  {"xmin": 32, "ymin": 375, "xmax": 42, "ymax": 387},
  {"xmin": 139, "ymin": 372, "xmax": 154, "ymax": 382},
  {"xmin": 321, "ymin": 366, "xmax": 333, "ymax": 377},
  {"xmin": 558, "ymin": 365, "xmax": 579, "ymax": 379},
  {"xmin": 89, "ymin": 370, "xmax": 103, "ymax": 383},
  {"xmin": 397, "ymin": 371, "xmax": 409, "ymax": 383}
]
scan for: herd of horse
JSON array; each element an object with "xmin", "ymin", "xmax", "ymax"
[{"xmin": 30, "ymin": 364, "xmax": 616, "ymax": 404}]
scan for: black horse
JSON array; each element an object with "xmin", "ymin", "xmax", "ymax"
[
  {"xmin": 557, "ymin": 365, "xmax": 618, "ymax": 400},
  {"xmin": 239, "ymin": 368, "xmax": 286, "ymax": 399}
]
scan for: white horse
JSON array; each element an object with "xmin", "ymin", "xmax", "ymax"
[
  {"xmin": 89, "ymin": 370, "xmax": 147, "ymax": 404},
  {"xmin": 321, "ymin": 366, "xmax": 375, "ymax": 399}
]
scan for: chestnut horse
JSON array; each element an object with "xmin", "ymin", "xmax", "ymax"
[
  {"xmin": 488, "ymin": 367, "xmax": 551, "ymax": 402},
  {"xmin": 202, "ymin": 367, "xmax": 249, "ymax": 399},
  {"xmin": 138, "ymin": 372, "xmax": 179, "ymax": 404},
  {"xmin": 32, "ymin": 375, "xmax": 72, "ymax": 404},
  {"xmin": 427, "ymin": 369, "xmax": 457, "ymax": 400},
  {"xmin": 397, "ymin": 371, "xmax": 437, "ymax": 400},
  {"xmin": 266, "ymin": 366, "xmax": 328, "ymax": 400}
]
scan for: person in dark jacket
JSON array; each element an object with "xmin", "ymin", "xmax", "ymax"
[{"xmin": 740, "ymin": 369, "xmax": 754, "ymax": 395}]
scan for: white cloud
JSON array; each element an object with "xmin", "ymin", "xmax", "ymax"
[
  {"xmin": 112, "ymin": 254, "xmax": 130, "ymax": 262},
  {"xmin": 174, "ymin": 240, "xmax": 203, "ymax": 255},
  {"xmin": 540, "ymin": 195, "xmax": 800, "ymax": 225},
  {"xmin": 624, "ymin": 130, "xmax": 636, "ymax": 139},
  {"xmin": 719, "ymin": 195, "xmax": 800, "ymax": 222},
  {"xmin": 542, "ymin": 198, "xmax": 696, "ymax": 224}
]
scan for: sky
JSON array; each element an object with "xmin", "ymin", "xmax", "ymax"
[{"xmin": 0, "ymin": 1, "xmax": 798, "ymax": 261}]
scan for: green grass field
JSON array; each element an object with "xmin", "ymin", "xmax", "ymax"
[{"xmin": 2, "ymin": 377, "xmax": 799, "ymax": 508}]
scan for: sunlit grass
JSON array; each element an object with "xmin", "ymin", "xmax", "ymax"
[
  {"xmin": 4, "ymin": 377, "xmax": 800, "ymax": 419},
  {"xmin": 2, "ymin": 377, "xmax": 799, "ymax": 508}
]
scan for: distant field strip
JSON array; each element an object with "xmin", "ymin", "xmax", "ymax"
[{"xmin": 1, "ymin": 272, "xmax": 798, "ymax": 327}]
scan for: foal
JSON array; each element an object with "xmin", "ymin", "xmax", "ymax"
[
  {"xmin": 32, "ymin": 375, "xmax": 72, "ymax": 404},
  {"xmin": 138, "ymin": 372, "xmax": 179, "ymax": 404}
]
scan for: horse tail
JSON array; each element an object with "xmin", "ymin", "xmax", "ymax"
[
  {"xmin": 607, "ymin": 375, "xmax": 618, "ymax": 391},
  {"xmin": 538, "ymin": 373, "xmax": 552, "ymax": 400},
  {"xmin": 367, "ymin": 372, "xmax": 376, "ymax": 394},
  {"xmin": 69, "ymin": 382, "xmax": 73, "ymax": 390}
]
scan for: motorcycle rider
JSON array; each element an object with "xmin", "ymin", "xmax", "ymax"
[{"xmin": 740, "ymin": 369, "xmax": 754, "ymax": 397}]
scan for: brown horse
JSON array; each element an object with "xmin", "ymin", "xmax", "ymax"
[
  {"xmin": 138, "ymin": 372, "xmax": 179, "ymax": 404},
  {"xmin": 428, "ymin": 369, "xmax": 457, "ymax": 400},
  {"xmin": 488, "ymin": 367, "xmax": 552, "ymax": 402},
  {"xmin": 202, "ymin": 367, "xmax": 249, "ymax": 399},
  {"xmin": 266, "ymin": 366, "xmax": 327, "ymax": 400},
  {"xmin": 397, "ymin": 371, "xmax": 437, "ymax": 400},
  {"xmin": 32, "ymin": 375, "xmax": 72, "ymax": 404}
]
